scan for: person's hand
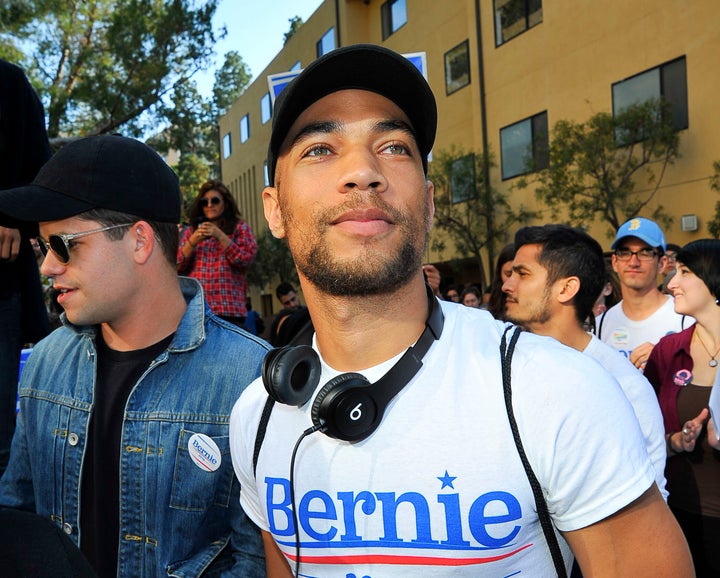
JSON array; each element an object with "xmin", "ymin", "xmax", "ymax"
[
  {"xmin": 198, "ymin": 221, "xmax": 220, "ymax": 240},
  {"xmin": 629, "ymin": 341, "xmax": 654, "ymax": 370},
  {"xmin": 0, "ymin": 226, "xmax": 21, "ymax": 262},
  {"xmin": 422, "ymin": 264, "xmax": 441, "ymax": 296},
  {"xmin": 676, "ymin": 408, "xmax": 708, "ymax": 452}
]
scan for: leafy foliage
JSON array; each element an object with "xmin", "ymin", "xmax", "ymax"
[
  {"xmin": 283, "ymin": 16, "xmax": 303, "ymax": 45},
  {"xmin": 212, "ymin": 50, "xmax": 252, "ymax": 116},
  {"xmin": 429, "ymin": 146, "xmax": 537, "ymax": 287},
  {"xmin": 516, "ymin": 99, "xmax": 679, "ymax": 238},
  {"xmin": 246, "ymin": 229, "xmax": 299, "ymax": 292},
  {"xmin": 0, "ymin": 0, "xmax": 220, "ymax": 138},
  {"xmin": 707, "ymin": 161, "xmax": 720, "ymax": 238}
]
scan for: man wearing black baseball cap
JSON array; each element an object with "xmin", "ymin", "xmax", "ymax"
[
  {"xmin": 0, "ymin": 135, "xmax": 269, "ymax": 577},
  {"xmin": 230, "ymin": 44, "xmax": 691, "ymax": 577}
]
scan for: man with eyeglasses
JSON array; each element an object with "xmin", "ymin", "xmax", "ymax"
[
  {"xmin": 596, "ymin": 217, "xmax": 691, "ymax": 369},
  {"xmin": 0, "ymin": 135, "xmax": 268, "ymax": 577}
]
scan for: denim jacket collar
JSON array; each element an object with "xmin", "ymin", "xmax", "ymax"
[{"xmin": 59, "ymin": 276, "xmax": 208, "ymax": 352}]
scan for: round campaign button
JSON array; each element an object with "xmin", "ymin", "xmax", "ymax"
[
  {"xmin": 188, "ymin": 433, "xmax": 221, "ymax": 472},
  {"xmin": 673, "ymin": 369, "xmax": 693, "ymax": 386}
]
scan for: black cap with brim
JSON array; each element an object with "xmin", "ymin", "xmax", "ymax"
[
  {"xmin": 0, "ymin": 135, "xmax": 181, "ymax": 224},
  {"xmin": 267, "ymin": 44, "xmax": 437, "ymax": 186}
]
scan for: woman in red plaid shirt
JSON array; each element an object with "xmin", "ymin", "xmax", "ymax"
[{"xmin": 178, "ymin": 180, "xmax": 257, "ymax": 327}]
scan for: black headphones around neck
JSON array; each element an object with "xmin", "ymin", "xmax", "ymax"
[{"xmin": 261, "ymin": 285, "xmax": 444, "ymax": 442}]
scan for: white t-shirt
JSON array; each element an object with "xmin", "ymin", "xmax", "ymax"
[
  {"xmin": 583, "ymin": 334, "xmax": 668, "ymax": 499},
  {"xmin": 596, "ymin": 295, "xmax": 691, "ymax": 359},
  {"xmin": 231, "ymin": 302, "xmax": 654, "ymax": 577}
]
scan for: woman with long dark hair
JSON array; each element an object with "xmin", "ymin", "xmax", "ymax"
[
  {"xmin": 645, "ymin": 239, "xmax": 720, "ymax": 576},
  {"xmin": 177, "ymin": 179, "xmax": 257, "ymax": 326},
  {"xmin": 486, "ymin": 243, "xmax": 516, "ymax": 320}
]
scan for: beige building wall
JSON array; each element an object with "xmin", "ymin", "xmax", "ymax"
[{"xmin": 219, "ymin": 0, "xmax": 720, "ymax": 304}]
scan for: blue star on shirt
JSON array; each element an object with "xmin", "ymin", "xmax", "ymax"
[{"xmin": 438, "ymin": 470, "xmax": 457, "ymax": 489}]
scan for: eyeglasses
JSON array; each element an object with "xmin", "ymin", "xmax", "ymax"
[
  {"xmin": 200, "ymin": 196, "xmax": 222, "ymax": 207},
  {"xmin": 614, "ymin": 248, "xmax": 658, "ymax": 262},
  {"xmin": 36, "ymin": 223, "xmax": 133, "ymax": 264}
]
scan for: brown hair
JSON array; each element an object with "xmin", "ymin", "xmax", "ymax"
[{"xmin": 187, "ymin": 179, "xmax": 241, "ymax": 235}]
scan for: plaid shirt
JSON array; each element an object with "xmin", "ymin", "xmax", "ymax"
[{"xmin": 177, "ymin": 220, "xmax": 257, "ymax": 318}]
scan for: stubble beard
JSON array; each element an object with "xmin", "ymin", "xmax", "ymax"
[
  {"xmin": 281, "ymin": 192, "xmax": 430, "ymax": 297},
  {"xmin": 505, "ymin": 288, "xmax": 553, "ymax": 329}
]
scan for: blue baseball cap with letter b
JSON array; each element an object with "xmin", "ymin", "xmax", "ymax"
[{"xmin": 611, "ymin": 217, "xmax": 666, "ymax": 252}]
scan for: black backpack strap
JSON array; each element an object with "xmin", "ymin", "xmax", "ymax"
[
  {"xmin": 252, "ymin": 395, "xmax": 275, "ymax": 477},
  {"xmin": 500, "ymin": 325, "xmax": 568, "ymax": 578},
  {"xmin": 253, "ymin": 316, "xmax": 315, "ymax": 477}
]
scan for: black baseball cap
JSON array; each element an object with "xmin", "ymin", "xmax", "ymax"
[
  {"xmin": 0, "ymin": 135, "xmax": 181, "ymax": 223},
  {"xmin": 267, "ymin": 43, "xmax": 437, "ymax": 186}
]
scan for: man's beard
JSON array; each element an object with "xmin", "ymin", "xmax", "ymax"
[
  {"xmin": 282, "ymin": 192, "xmax": 430, "ymax": 297},
  {"xmin": 505, "ymin": 289, "xmax": 553, "ymax": 328}
]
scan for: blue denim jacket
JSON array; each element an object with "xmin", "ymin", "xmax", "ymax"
[{"xmin": 0, "ymin": 278, "xmax": 270, "ymax": 577}]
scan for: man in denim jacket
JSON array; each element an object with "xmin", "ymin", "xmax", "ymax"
[{"xmin": 0, "ymin": 135, "xmax": 269, "ymax": 577}]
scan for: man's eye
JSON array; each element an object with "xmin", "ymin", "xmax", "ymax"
[
  {"xmin": 305, "ymin": 145, "xmax": 332, "ymax": 157},
  {"xmin": 384, "ymin": 143, "xmax": 408, "ymax": 155}
]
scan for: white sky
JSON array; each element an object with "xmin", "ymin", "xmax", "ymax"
[{"xmin": 193, "ymin": 0, "xmax": 324, "ymax": 97}]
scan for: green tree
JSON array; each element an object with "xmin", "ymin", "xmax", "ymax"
[
  {"xmin": 707, "ymin": 161, "xmax": 720, "ymax": 238},
  {"xmin": 429, "ymin": 147, "xmax": 537, "ymax": 288},
  {"xmin": 148, "ymin": 51, "xmax": 251, "ymax": 207},
  {"xmin": 247, "ymin": 230, "xmax": 299, "ymax": 293},
  {"xmin": 0, "ymin": 0, "xmax": 220, "ymax": 138},
  {"xmin": 212, "ymin": 50, "xmax": 252, "ymax": 116},
  {"xmin": 283, "ymin": 16, "xmax": 303, "ymax": 45},
  {"xmin": 516, "ymin": 99, "xmax": 680, "ymax": 238}
]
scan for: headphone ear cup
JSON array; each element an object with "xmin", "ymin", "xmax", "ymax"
[
  {"xmin": 262, "ymin": 345, "xmax": 321, "ymax": 406},
  {"xmin": 311, "ymin": 372, "xmax": 379, "ymax": 442}
]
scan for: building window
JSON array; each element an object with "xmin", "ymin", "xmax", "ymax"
[
  {"xmin": 500, "ymin": 111, "xmax": 548, "ymax": 180},
  {"xmin": 222, "ymin": 132, "xmax": 231, "ymax": 159},
  {"xmin": 382, "ymin": 0, "xmax": 407, "ymax": 40},
  {"xmin": 263, "ymin": 161, "xmax": 269, "ymax": 187},
  {"xmin": 444, "ymin": 40, "xmax": 471, "ymax": 96},
  {"xmin": 317, "ymin": 27, "xmax": 335, "ymax": 57},
  {"xmin": 451, "ymin": 154, "xmax": 476, "ymax": 203},
  {"xmin": 261, "ymin": 93, "xmax": 272, "ymax": 125},
  {"xmin": 612, "ymin": 57, "xmax": 688, "ymax": 131},
  {"xmin": 494, "ymin": 0, "xmax": 542, "ymax": 46},
  {"xmin": 240, "ymin": 114, "xmax": 250, "ymax": 144}
]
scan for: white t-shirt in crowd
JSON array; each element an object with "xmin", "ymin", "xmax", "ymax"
[
  {"xmin": 596, "ymin": 295, "xmax": 691, "ymax": 359},
  {"xmin": 584, "ymin": 334, "xmax": 668, "ymax": 499},
  {"xmin": 231, "ymin": 302, "xmax": 655, "ymax": 577}
]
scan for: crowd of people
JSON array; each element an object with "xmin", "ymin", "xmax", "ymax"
[{"xmin": 0, "ymin": 45, "xmax": 715, "ymax": 577}]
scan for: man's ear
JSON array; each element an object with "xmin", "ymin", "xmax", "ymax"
[
  {"xmin": 131, "ymin": 221, "xmax": 155, "ymax": 264},
  {"xmin": 557, "ymin": 276, "xmax": 581, "ymax": 304},
  {"xmin": 263, "ymin": 187, "xmax": 286, "ymax": 239}
]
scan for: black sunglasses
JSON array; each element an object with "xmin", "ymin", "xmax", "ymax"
[
  {"xmin": 200, "ymin": 196, "xmax": 222, "ymax": 207},
  {"xmin": 36, "ymin": 223, "xmax": 133, "ymax": 264}
]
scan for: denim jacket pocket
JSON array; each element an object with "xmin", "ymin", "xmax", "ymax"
[{"xmin": 169, "ymin": 429, "xmax": 234, "ymax": 511}]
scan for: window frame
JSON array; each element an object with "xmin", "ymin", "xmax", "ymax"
[
  {"xmin": 316, "ymin": 27, "xmax": 336, "ymax": 58},
  {"xmin": 260, "ymin": 93, "xmax": 272, "ymax": 125},
  {"xmin": 500, "ymin": 111, "xmax": 549, "ymax": 180},
  {"xmin": 239, "ymin": 113, "xmax": 250, "ymax": 144},
  {"xmin": 222, "ymin": 132, "xmax": 232, "ymax": 159},
  {"xmin": 611, "ymin": 56, "xmax": 688, "ymax": 131},
  {"xmin": 451, "ymin": 153, "xmax": 476, "ymax": 204},
  {"xmin": 444, "ymin": 40, "xmax": 471, "ymax": 96},
  {"xmin": 381, "ymin": 0, "xmax": 408, "ymax": 40},
  {"xmin": 493, "ymin": 0, "xmax": 543, "ymax": 47}
]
